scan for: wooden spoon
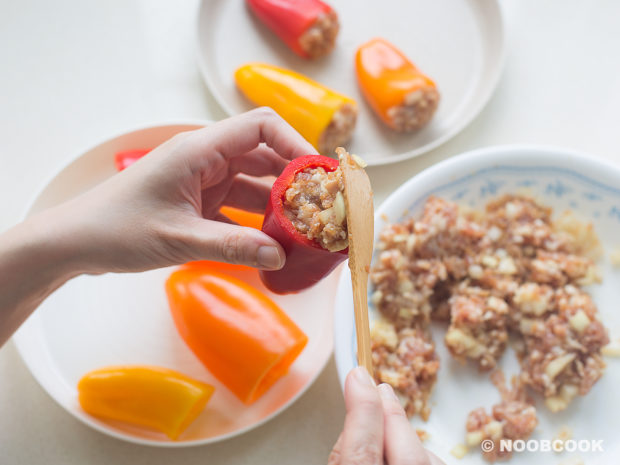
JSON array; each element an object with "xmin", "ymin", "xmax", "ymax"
[{"xmin": 337, "ymin": 147, "xmax": 374, "ymax": 376}]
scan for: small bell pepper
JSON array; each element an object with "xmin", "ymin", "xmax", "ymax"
[
  {"xmin": 219, "ymin": 205, "xmax": 264, "ymax": 230},
  {"xmin": 235, "ymin": 63, "xmax": 357, "ymax": 154},
  {"xmin": 246, "ymin": 0, "xmax": 339, "ymax": 59},
  {"xmin": 260, "ymin": 155, "xmax": 348, "ymax": 294},
  {"xmin": 77, "ymin": 366, "xmax": 215, "ymax": 440},
  {"xmin": 114, "ymin": 149, "xmax": 151, "ymax": 171},
  {"xmin": 166, "ymin": 268, "xmax": 308, "ymax": 404},
  {"xmin": 355, "ymin": 38, "xmax": 440, "ymax": 132}
]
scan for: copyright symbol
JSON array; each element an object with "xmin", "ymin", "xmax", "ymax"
[{"xmin": 481, "ymin": 439, "xmax": 494, "ymax": 452}]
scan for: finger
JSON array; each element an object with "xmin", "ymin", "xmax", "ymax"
[
  {"xmin": 190, "ymin": 108, "xmax": 317, "ymax": 167},
  {"xmin": 340, "ymin": 367, "xmax": 384, "ymax": 465},
  {"xmin": 181, "ymin": 218, "xmax": 285, "ymax": 270},
  {"xmin": 223, "ymin": 175, "xmax": 272, "ymax": 213},
  {"xmin": 327, "ymin": 433, "xmax": 344, "ymax": 465},
  {"xmin": 378, "ymin": 384, "xmax": 431, "ymax": 465},
  {"xmin": 228, "ymin": 145, "xmax": 289, "ymax": 177}
]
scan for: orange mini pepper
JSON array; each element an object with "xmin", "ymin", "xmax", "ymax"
[
  {"xmin": 166, "ymin": 268, "xmax": 308, "ymax": 404},
  {"xmin": 235, "ymin": 63, "xmax": 357, "ymax": 154},
  {"xmin": 219, "ymin": 205, "xmax": 264, "ymax": 230},
  {"xmin": 77, "ymin": 366, "xmax": 214, "ymax": 440},
  {"xmin": 355, "ymin": 38, "xmax": 439, "ymax": 132}
]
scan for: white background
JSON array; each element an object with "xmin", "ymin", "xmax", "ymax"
[{"xmin": 1, "ymin": 0, "xmax": 620, "ymax": 463}]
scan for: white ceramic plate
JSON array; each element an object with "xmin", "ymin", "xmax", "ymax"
[
  {"xmin": 334, "ymin": 146, "xmax": 620, "ymax": 464},
  {"xmin": 12, "ymin": 122, "xmax": 337, "ymax": 447},
  {"xmin": 196, "ymin": 0, "xmax": 505, "ymax": 165}
]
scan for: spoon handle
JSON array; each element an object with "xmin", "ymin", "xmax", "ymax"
[
  {"xmin": 351, "ymin": 263, "xmax": 373, "ymax": 375},
  {"xmin": 337, "ymin": 147, "xmax": 374, "ymax": 377}
]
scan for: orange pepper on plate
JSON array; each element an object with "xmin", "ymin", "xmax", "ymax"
[
  {"xmin": 234, "ymin": 63, "xmax": 357, "ymax": 154},
  {"xmin": 77, "ymin": 366, "xmax": 214, "ymax": 440},
  {"xmin": 166, "ymin": 268, "xmax": 308, "ymax": 404},
  {"xmin": 219, "ymin": 205, "xmax": 264, "ymax": 229},
  {"xmin": 355, "ymin": 38, "xmax": 439, "ymax": 131}
]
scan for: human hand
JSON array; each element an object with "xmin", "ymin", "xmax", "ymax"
[
  {"xmin": 328, "ymin": 367, "xmax": 445, "ymax": 465},
  {"xmin": 49, "ymin": 108, "xmax": 316, "ymax": 275}
]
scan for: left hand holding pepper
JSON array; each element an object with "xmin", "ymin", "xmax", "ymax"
[
  {"xmin": 57, "ymin": 108, "xmax": 317, "ymax": 274},
  {"xmin": 0, "ymin": 108, "xmax": 315, "ymax": 346}
]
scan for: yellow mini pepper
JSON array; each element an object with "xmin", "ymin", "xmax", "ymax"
[
  {"xmin": 78, "ymin": 366, "xmax": 215, "ymax": 440},
  {"xmin": 235, "ymin": 63, "xmax": 357, "ymax": 154}
]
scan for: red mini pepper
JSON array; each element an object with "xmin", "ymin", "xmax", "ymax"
[
  {"xmin": 260, "ymin": 155, "xmax": 348, "ymax": 294},
  {"xmin": 114, "ymin": 149, "xmax": 151, "ymax": 171},
  {"xmin": 246, "ymin": 0, "xmax": 339, "ymax": 59}
]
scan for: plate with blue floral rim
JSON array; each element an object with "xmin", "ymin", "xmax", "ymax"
[{"xmin": 334, "ymin": 145, "xmax": 620, "ymax": 465}]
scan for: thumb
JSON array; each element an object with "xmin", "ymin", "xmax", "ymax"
[
  {"xmin": 183, "ymin": 218, "xmax": 285, "ymax": 270},
  {"xmin": 340, "ymin": 367, "xmax": 384, "ymax": 465}
]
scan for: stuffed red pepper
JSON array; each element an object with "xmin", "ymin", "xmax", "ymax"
[
  {"xmin": 246, "ymin": 0, "xmax": 339, "ymax": 59},
  {"xmin": 260, "ymin": 155, "xmax": 349, "ymax": 294}
]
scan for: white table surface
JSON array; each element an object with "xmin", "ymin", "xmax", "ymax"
[{"xmin": 1, "ymin": 0, "xmax": 620, "ymax": 463}]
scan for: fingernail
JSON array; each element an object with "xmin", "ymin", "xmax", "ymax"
[
  {"xmin": 353, "ymin": 367, "xmax": 375, "ymax": 387},
  {"xmin": 257, "ymin": 246, "xmax": 283, "ymax": 270},
  {"xmin": 378, "ymin": 383, "xmax": 398, "ymax": 402}
]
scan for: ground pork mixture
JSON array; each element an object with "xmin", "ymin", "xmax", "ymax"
[
  {"xmin": 387, "ymin": 87, "xmax": 440, "ymax": 132},
  {"xmin": 283, "ymin": 166, "xmax": 347, "ymax": 252},
  {"xmin": 465, "ymin": 371, "xmax": 538, "ymax": 462},
  {"xmin": 318, "ymin": 103, "xmax": 357, "ymax": 155},
  {"xmin": 298, "ymin": 10, "xmax": 339, "ymax": 59},
  {"xmin": 371, "ymin": 321, "xmax": 439, "ymax": 420},
  {"xmin": 369, "ymin": 194, "xmax": 608, "ymax": 461}
]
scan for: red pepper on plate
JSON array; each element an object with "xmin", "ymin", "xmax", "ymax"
[
  {"xmin": 114, "ymin": 149, "xmax": 151, "ymax": 171},
  {"xmin": 246, "ymin": 0, "xmax": 339, "ymax": 59},
  {"xmin": 260, "ymin": 155, "xmax": 348, "ymax": 294}
]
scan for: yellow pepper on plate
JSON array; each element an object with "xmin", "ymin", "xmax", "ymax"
[
  {"xmin": 78, "ymin": 366, "xmax": 215, "ymax": 440},
  {"xmin": 234, "ymin": 63, "xmax": 357, "ymax": 155}
]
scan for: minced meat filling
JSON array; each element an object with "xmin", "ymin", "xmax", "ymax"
[
  {"xmin": 318, "ymin": 103, "xmax": 357, "ymax": 155},
  {"xmin": 369, "ymin": 194, "xmax": 608, "ymax": 438},
  {"xmin": 387, "ymin": 87, "xmax": 440, "ymax": 132},
  {"xmin": 283, "ymin": 166, "xmax": 348, "ymax": 252},
  {"xmin": 465, "ymin": 371, "xmax": 538, "ymax": 462},
  {"xmin": 298, "ymin": 10, "xmax": 339, "ymax": 59}
]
